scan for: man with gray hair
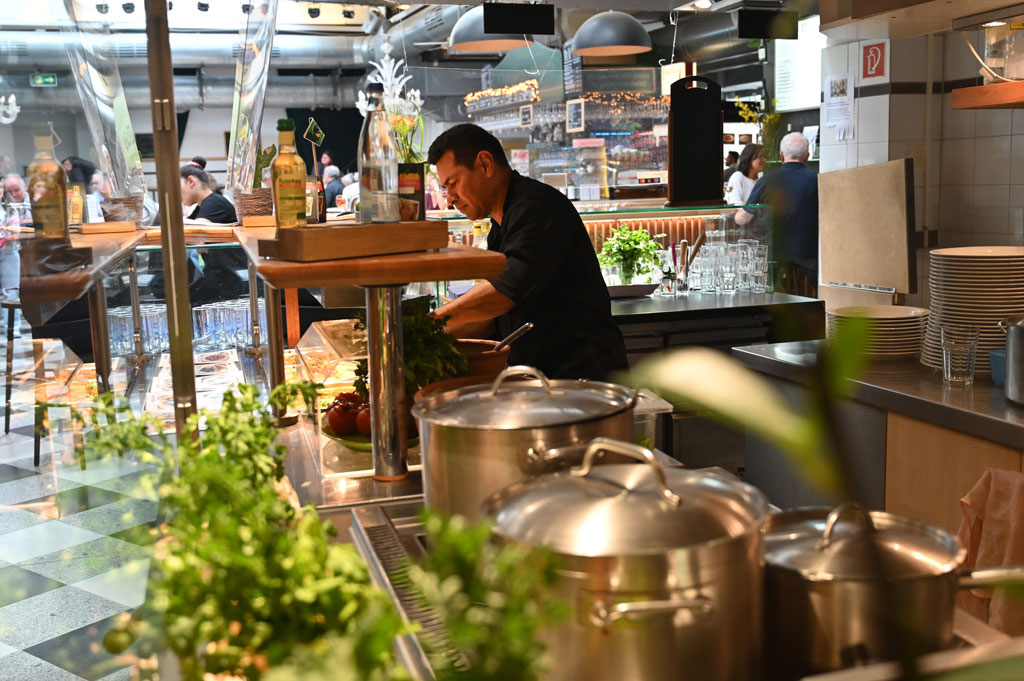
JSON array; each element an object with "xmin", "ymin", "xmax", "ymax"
[
  {"xmin": 735, "ymin": 132, "xmax": 818, "ymax": 297},
  {"xmin": 323, "ymin": 164, "xmax": 343, "ymax": 209}
]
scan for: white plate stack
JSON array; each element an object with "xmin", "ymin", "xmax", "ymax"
[
  {"xmin": 922, "ymin": 246, "xmax": 1024, "ymax": 372},
  {"xmin": 827, "ymin": 306, "xmax": 930, "ymax": 358}
]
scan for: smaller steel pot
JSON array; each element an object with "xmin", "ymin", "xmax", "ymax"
[
  {"xmin": 764, "ymin": 503, "xmax": 1024, "ymax": 680},
  {"xmin": 999, "ymin": 314, "xmax": 1024, "ymax": 405}
]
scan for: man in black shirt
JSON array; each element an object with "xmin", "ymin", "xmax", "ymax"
[{"xmin": 427, "ymin": 124, "xmax": 627, "ymax": 380}]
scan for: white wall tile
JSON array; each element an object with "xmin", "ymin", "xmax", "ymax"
[
  {"xmin": 819, "ymin": 145, "xmax": 848, "ymax": 173},
  {"xmin": 820, "ymin": 117, "xmax": 844, "ymax": 145},
  {"xmin": 1011, "ymin": 135, "xmax": 1024, "ymax": 184},
  {"xmin": 944, "ymin": 30, "xmax": 984, "ymax": 82},
  {"xmin": 890, "ymin": 94, "xmax": 926, "ymax": 142},
  {"xmin": 821, "ymin": 44, "xmax": 850, "ymax": 84},
  {"xmin": 941, "ymin": 138, "xmax": 976, "ymax": 186},
  {"xmin": 846, "ymin": 143, "xmax": 859, "ymax": 168},
  {"xmin": 974, "ymin": 135, "xmax": 1012, "ymax": 185},
  {"xmin": 858, "ymin": 142, "xmax": 889, "ymax": 167},
  {"xmin": 973, "ymin": 185, "xmax": 1010, "ymax": 233},
  {"xmin": 941, "ymin": 93, "xmax": 975, "ymax": 140},
  {"xmin": 890, "ymin": 36, "xmax": 928, "ymax": 82},
  {"xmin": 976, "ymin": 109, "xmax": 1012, "ymax": 138},
  {"xmin": 858, "ymin": 95, "xmax": 890, "ymax": 144}
]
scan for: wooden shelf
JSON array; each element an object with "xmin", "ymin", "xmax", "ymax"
[{"xmin": 951, "ymin": 80, "xmax": 1024, "ymax": 110}]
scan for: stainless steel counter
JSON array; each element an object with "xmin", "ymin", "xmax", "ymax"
[
  {"xmin": 733, "ymin": 340, "xmax": 1024, "ymax": 451},
  {"xmin": 610, "ymin": 291, "xmax": 822, "ymax": 320}
]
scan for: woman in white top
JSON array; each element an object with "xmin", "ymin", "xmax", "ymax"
[{"xmin": 725, "ymin": 143, "xmax": 765, "ymax": 206}]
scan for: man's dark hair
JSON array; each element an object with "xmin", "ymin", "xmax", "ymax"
[
  {"xmin": 427, "ymin": 123, "xmax": 510, "ymax": 170},
  {"xmin": 726, "ymin": 151, "xmax": 739, "ymax": 164}
]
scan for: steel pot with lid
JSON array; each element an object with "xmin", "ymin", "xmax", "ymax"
[
  {"xmin": 411, "ymin": 366, "xmax": 635, "ymax": 520},
  {"xmin": 483, "ymin": 438, "xmax": 770, "ymax": 681},
  {"xmin": 763, "ymin": 503, "xmax": 1024, "ymax": 680},
  {"xmin": 1000, "ymin": 314, "xmax": 1024, "ymax": 405}
]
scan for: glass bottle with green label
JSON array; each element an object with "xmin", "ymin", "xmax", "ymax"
[
  {"xmin": 27, "ymin": 123, "xmax": 69, "ymax": 240},
  {"xmin": 272, "ymin": 119, "xmax": 307, "ymax": 232}
]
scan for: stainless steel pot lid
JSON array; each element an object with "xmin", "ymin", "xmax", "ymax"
[
  {"xmin": 765, "ymin": 503, "xmax": 966, "ymax": 581},
  {"xmin": 482, "ymin": 438, "xmax": 769, "ymax": 557},
  {"xmin": 411, "ymin": 366, "xmax": 635, "ymax": 430}
]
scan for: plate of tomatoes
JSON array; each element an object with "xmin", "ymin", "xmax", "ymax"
[{"xmin": 322, "ymin": 392, "xmax": 418, "ymax": 451}]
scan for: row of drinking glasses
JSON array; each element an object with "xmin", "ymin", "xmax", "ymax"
[
  {"xmin": 686, "ymin": 240, "xmax": 769, "ymax": 295},
  {"xmin": 192, "ymin": 299, "xmax": 267, "ymax": 352},
  {"xmin": 108, "ymin": 305, "xmax": 170, "ymax": 356}
]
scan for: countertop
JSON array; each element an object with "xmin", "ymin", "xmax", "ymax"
[
  {"xmin": 611, "ymin": 292, "xmax": 821, "ymax": 320},
  {"xmin": 733, "ymin": 340, "xmax": 1024, "ymax": 451}
]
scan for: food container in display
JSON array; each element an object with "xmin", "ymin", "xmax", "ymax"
[
  {"xmin": 483, "ymin": 438, "xmax": 770, "ymax": 681},
  {"xmin": 633, "ymin": 388, "xmax": 674, "ymax": 449}
]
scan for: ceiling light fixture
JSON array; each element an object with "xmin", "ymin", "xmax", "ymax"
[
  {"xmin": 196, "ymin": 1, "xmax": 208, "ymax": 10},
  {"xmin": 953, "ymin": 3, "xmax": 1024, "ymax": 31},
  {"xmin": 572, "ymin": 10, "xmax": 651, "ymax": 57},
  {"xmin": 122, "ymin": 2, "xmax": 134, "ymax": 12},
  {"xmin": 693, "ymin": 0, "xmax": 713, "ymax": 8},
  {"xmin": 96, "ymin": 2, "xmax": 109, "ymax": 12},
  {"xmin": 983, "ymin": 20, "xmax": 1007, "ymax": 27},
  {"xmin": 448, "ymin": 6, "xmax": 533, "ymax": 53}
]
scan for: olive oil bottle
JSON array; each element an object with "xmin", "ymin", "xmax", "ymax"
[
  {"xmin": 271, "ymin": 119, "xmax": 307, "ymax": 232},
  {"xmin": 27, "ymin": 123, "xmax": 69, "ymax": 240}
]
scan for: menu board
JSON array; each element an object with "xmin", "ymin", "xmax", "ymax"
[
  {"xmin": 582, "ymin": 68, "xmax": 656, "ymax": 94},
  {"xmin": 566, "ymin": 98, "xmax": 585, "ymax": 133},
  {"xmin": 563, "ymin": 42, "xmax": 583, "ymax": 98},
  {"xmin": 520, "ymin": 104, "xmax": 533, "ymax": 128},
  {"xmin": 774, "ymin": 15, "xmax": 825, "ymax": 112}
]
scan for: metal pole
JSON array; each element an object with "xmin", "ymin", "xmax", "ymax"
[
  {"xmin": 86, "ymin": 283, "xmax": 112, "ymax": 394},
  {"xmin": 245, "ymin": 259, "xmax": 263, "ymax": 357},
  {"xmin": 365, "ymin": 285, "xmax": 407, "ymax": 481},
  {"xmin": 127, "ymin": 252, "xmax": 149, "ymax": 365},
  {"xmin": 144, "ymin": 0, "xmax": 196, "ymax": 439}
]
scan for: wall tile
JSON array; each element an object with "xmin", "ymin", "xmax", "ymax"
[
  {"xmin": 1011, "ymin": 135, "xmax": 1024, "ymax": 184},
  {"xmin": 941, "ymin": 93, "xmax": 975, "ymax": 140},
  {"xmin": 941, "ymin": 139, "xmax": 976, "ymax": 186},
  {"xmin": 1009, "ymin": 232, "xmax": 1024, "ymax": 246},
  {"xmin": 819, "ymin": 145, "xmax": 848, "ymax": 173},
  {"xmin": 1012, "ymin": 110, "xmax": 1024, "ymax": 135},
  {"xmin": 973, "ymin": 185, "xmax": 1010, "ymax": 234},
  {"xmin": 939, "ymin": 230, "xmax": 970, "ymax": 247},
  {"xmin": 914, "ymin": 186, "xmax": 924, "ymax": 230},
  {"xmin": 974, "ymin": 135, "xmax": 1012, "ymax": 185},
  {"xmin": 858, "ymin": 142, "xmax": 889, "ymax": 167},
  {"xmin": 889, "ymin": 94, "xmax": 926, "ymax": 143},
  {"xmin": 820, "ymin": 117, "xmax": 843, "ymax": 145},
  {"xmin": 976, "ymin": 109, "xmax": 1012, "ymax": 137},
  {"xmin": 846, "ymin": 143, "xmax": 859, "ymax": 168},
  {"xmin": 938, "ymin": 185, "xmax": 972, "ymax": 232},
  {"xmin": 821, "ymin": 44, "xmax": 850, "ymax": 84},
  {"xmin": 1008, "ymin": 185, "xmax": 1024, "ymax": 236},
  {"xmin": 944, "ymin": 30, "xmax": 984, "ymax": 82},
  {"xmin": 858, "ymin": 95, "xmax": 890, "ymax": 143},
  {"xmin": 890, "ymin": 36, "xmax": 928, "ymax": 83}
]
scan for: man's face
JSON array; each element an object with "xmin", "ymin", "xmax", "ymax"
[
  {"xmin": 435, "ymin": 150, "xmax": 493, "ymax": 220},
  {"xmin": 3, "ymin": 179, "xmax": 25, "ymax": 203}
]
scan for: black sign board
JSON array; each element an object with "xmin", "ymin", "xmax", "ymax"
[
  {"xmin": 562, "ymin": 42, "xmax": 583, "ymax": 99},
  {"xmin": 520, "ymin": 104, "xmax": 533, "ymax": 128},
  {"xmin": 484, "ymin": 3, "xmax": 554, "ymax": 35},
  {"xmin": 565, "ymin": 98, "xmax": 584, "ymax": 133},
  {"xmin": 581, "ymin": 68, "xmax": 656, "ymax": 94}
]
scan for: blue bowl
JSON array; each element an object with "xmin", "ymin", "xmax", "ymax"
[{"xmin": 989, "ymin": 349, "xmax": 1007, "ymax": 387}]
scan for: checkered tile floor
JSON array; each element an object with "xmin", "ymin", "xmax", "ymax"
[{"xmin": 0, "ymin": 410, "xmax": 157, "ymax": 681}]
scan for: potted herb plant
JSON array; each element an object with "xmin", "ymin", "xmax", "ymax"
[
  {"xmin": 234, "ymin": 143, "xmax": 277, "ymax": 219},
  {"xmin": 597, "ymin": 224, "xmax": 666, "ymax": 286}
]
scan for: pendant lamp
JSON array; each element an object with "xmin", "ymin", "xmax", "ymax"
[
  {"xmin": 448, "ymin": 5, "xmax": 533, "ymax": 53},
  {"xmin": 572, "ymin": 10, "xmax": 651, "ymax": 57}
]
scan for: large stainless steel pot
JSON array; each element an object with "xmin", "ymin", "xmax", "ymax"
[
  {"xmin": 483, "ymin": 438, "xmax": 770, "ymax": 681},
  {"xmin": 411, "ymin": 366, "xmax": 635, "ymax": 520},
  {"xmin": 764, "ymin": 503, "xmax": 1024, "ymax": 680},
  {"xmin": 1000, "ymin": 314, "xmax": 1024, "ymax": 405}
]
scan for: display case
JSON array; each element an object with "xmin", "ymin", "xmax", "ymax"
[{"xmin": 293, "ymin": 320, "xmax": 423, "ymax": 479}]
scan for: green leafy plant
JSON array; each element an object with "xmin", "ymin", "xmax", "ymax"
[
  {"xmin": 353, "ymin": 297, "xmax": 468, "ymax": 400},
  {"xmin": 62, "ymin": 383, "xmax": 407, "ymax": 681},
  {"xmin": 406, "ymin": 511, "xmax": 567, "ymax": 681},
  {"xmin": 597, "ymin": 224, "xmax": 666, "ymax": 285},
  {"xmin": 253, "ymin": 144, "xmax": 277, "ymax": 190}
]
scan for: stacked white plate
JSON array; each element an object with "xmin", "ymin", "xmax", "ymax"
[
  {"xmin": 922, "ymin": 246, "xmax": 1024, "ymax": 371},
  {"xmin": 826, "ymin": 305, "xmax": 930, "ymax": 358}
]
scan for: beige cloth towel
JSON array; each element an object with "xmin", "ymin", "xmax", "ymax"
[{"xmin": 955, "ymin": 467, "xmax": 1024, "ymax": 635}]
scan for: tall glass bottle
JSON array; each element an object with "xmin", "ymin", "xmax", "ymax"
[
  {"xmin": 272, "ymin": 119, "xmax": 307, "ymax": 231},
  {"xmin": 357, "ymin": 82, "xmax": 400, "ymax": 223},
  {"xmin": 27, "ymin": 123, "xmax": 69, "ymax": 240}
]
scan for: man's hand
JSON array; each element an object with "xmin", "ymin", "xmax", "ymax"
[{"xmin": 431, "ymin": 280, "xmax": 514, "ymax": 334}]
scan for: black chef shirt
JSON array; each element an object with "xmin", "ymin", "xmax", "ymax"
[
  {"xmin": 487, "ymin": 172, "xmax": 628, "ymax": 380},
  {"xmin": 189, "ymin": 191, "xmax": 237, "ymax": 224}
]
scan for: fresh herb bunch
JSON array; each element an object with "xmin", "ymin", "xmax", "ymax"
[
  {"xmin": 597, "ymin": 224, "xmax": 666, "ymax": 285},
  {"xmin": 65, "ymin": 383, "xmax": 406, "ymax": 681},
  {"xmin": 353, "ymin": 297, "xmax": 468, "ymax": 400},
  {"xmin": 253, "ymin": 144, "xmax": 277, "ymax": 190},
  {"xmin": 406, "ymin": 511, "xmax": 567, "ymax": 681}
]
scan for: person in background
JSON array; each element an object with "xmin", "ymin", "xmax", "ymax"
[
  {"xmin": 180, "ymin": 163, "xmax": 237, "ymax": 223},
  {"xmin": 323, "ymin": 165, "xmax": 343, "ymax": 209},
  {"xmin": 61, "ymin": 156, "xmax": 97, "ymax": 190},
  {"xmin": 735, "ymin": 132, "xmax": 818, "ymax": 297},
  {"xmin": 341, "ymin": 172, "xmax": 360, "ymax": 211},
  {"xmin": 90, "ymin": 172, "xmax": 107, "ymax": 202},
  {"xmin": 2, "ymin": 174, "xmax": 32, "ymax": 225},
  {"xmin": 725, "ymin": 144, "xmax": 764, "ymax": 206},
  {"xmin": 0, "ymin": 173, "xmax": 24, "ymax": 335},
  {"xmin": 190, "ymin": 157, "xmax": 225, "ymax": 195},
  {"xmin": 723, "ymin": 151, "xmax": 740, "ymax": 183},
  {"xmin": 320, "ymin": 150, "xmax": 335, "ymax": 169}
]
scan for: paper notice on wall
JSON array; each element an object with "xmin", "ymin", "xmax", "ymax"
[{"xmin": 824, "ymin": 72, "xmax": 854, "ymax": 140}]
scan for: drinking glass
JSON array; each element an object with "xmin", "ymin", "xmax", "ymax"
[
  {"xmin": 751, "ymin": 245, "xmax": 769, "ymax": 293},
  {"xmin": 687, "ymin": 257, "xmax": 702, "ymax": 292},
  {"xmin": 737, "ymin": 239, "xmax": 757, "ymax": 292},
  {"xmin": 720, "ymin": 245, "xmax": 738, "ymax": 294},
  {"xmin": 657, "ymin": 249, "xmax": 676, "ymax": 297},
  {"xmin": 941, "ymin": 325, "xmax": 978, "ymax": 385}
]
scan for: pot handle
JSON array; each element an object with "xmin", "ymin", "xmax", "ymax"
[
  {"xmin": 521, "ymin": 443, "xmax": 586, "ymax": 475},
  {"xmin": 588, "ymin": 596, "xmax": 714, "ymax": 628},
  {"xmin": 571, "ymin": 437, "xmax": 682, "ymax": 507},
  {"xmin": 489, "ymin": 365, "xmax": 553, "ymax": 396},
  {"xmin": 959, "ymin": 566, "xmax": 1024, "ymax": 589},
  {"xmin": 999, "ymin": 319, "xmax": 1008, "ymax": 334},
  {"xmin": 819, "ymin": 502, "xmax": 875, "ymax": 550}
]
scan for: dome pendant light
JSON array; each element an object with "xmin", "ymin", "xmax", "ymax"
[
  {"xmin": 448, "ymin": 5, "xmax": 534, "ymax": 53},
  {"xmin": 572, "ymin": 10, "xmax": 651, "ymax": 57}
]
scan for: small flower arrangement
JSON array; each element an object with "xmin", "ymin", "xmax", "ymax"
[
  {"xmin": 598, "ymin": 224, "xmax": 665, "ymax": 286},
  {"xmin": 735, "ymin": 98, "xmax": 781, "ymax": 158},
  {"xmin": 357, "ymin": 42, "xmax": 425, "ymax": 164}
]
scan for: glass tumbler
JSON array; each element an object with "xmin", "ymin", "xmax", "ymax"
[{"xmin": 941, "ymin": 325, "xmax": 978, "ymax": 385}]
